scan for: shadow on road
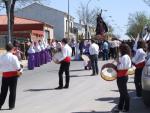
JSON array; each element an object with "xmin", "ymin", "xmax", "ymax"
[
  {"xmin": 111, "ymin": 89, "xmax": 134, "ymax": 93},
  {"xmin": 24, "ymin": 88, "xmax": 56, "ymax": 92},
  {"xmin": 72, "ymin": 111, "xmax": 111, "ymax": 113},
  {"xmin": 95, "ymin": 89, "xmax": 150, "ymax": 113},
  {"xmin": 0, "ymin": 108, "xmax": 10, "ymax": 111},
  {"xmin": 71, "ymin": 75, "xmax": 92, "ymax": 78},
  {"xmin": 70, "ymin": 69, "xmax": 85, "ymax": 72},
  {"xmin": 95, "ymin": 97, "xmax": 118, "ymax": 104}
]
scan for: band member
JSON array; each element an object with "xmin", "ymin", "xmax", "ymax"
[
  {"xmin": 70, "ymin": 39, "xmax": 76, "ymax": 56},
  {"xmin": 0, "ymin": 43, "xmax": 21, "ymax": 110},
  {"xmin": 114, "ymin": 43, "xmax": 131, "ymax": 113},
  {"xmin": 55, "ymin": 38, "xmax": 72, "ymax": 89},
  {"xmin": 146, "ymin": 41, "xmax": 150, "ymax": 61},
  {"xmin": 27, "ymin": 42, "xmax": 35, "ymax": 70},
  {"xmin": 89, "ymin": 39, "xmax": 99, "ymax": 75},
  {"xmin": 39, "ymin": 40, "xmax": 45, "ymax": 65},
  {"xmin": 132, "ymin": 40, "xmax": 146, "ymax": 98}
]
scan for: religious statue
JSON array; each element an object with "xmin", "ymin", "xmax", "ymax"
[{"xmin": 96, "ymin": 10, "xmax": 108, "ymax": 36}]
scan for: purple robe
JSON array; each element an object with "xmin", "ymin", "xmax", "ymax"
[
  {"xmin": 34, "ymin": 52, "xmax": 40, "ymax": 67},
  {"xmin": 28, "ymin": 53, "xmax": 35, "ymax": 70}
]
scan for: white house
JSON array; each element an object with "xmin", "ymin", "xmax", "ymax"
[
  {"xmin": 73, "ymin": 22, "xmax": 85, "ymax": 40},
  {"xmin": 15, "ymin": 3, "xmax": 75, "ymax": 41}
]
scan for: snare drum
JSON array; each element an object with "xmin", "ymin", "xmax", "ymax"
[
  {"xmin": 81, "ymin": 54, "xmax": 90, "ymax": 61},
  {"xmin": 127, "ymin": 66, "xmax": 136, "ymax": 75},
  {"xmin": 100, "ymin": 63, "xmax": 117, "ymax": 81},
  {"xmin": 52, "ymin": 52, "xmax": 63, "ymax": 64}
]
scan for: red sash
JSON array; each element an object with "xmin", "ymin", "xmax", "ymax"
[
  {"xmin": 134, "ymin": 61, "xmax": 145, "ymax": 69},
  {"xmin": 117, "ymin": 69, "xmax": 128, "ymax": 77},
  {"xmin": 3, "ymin": 71, "xmax": 18, "ymax": 78},
  {"xmin": 63, "ymin": 57, "xmax": 71, "ymax": 63}
]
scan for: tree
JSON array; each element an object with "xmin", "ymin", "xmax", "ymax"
[
  {"xmin": 77, "ymin": 3, "xmax": 101, "ymax": 39},
  {"xmin": 143, "ymin": 0, "xmax": 150, "ymax": 6},
  {"xmin": 126, "ymin": 12, "xmax": 150, "ymax": 39},
  {"xmin": 0, "ymin": 0, "xmax": 45, "ymax": 43},
  {"xmin": 77, "ymin": 2, "xmax": 114, "ymax": 39},
  {"xmin": 77, "ymin": 3, "xmax": 101, "ymax": 28}
]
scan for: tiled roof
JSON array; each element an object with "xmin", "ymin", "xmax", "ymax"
[{"xmin": 0, "ymin": 15, "xmax": 43, "ymax": 25}]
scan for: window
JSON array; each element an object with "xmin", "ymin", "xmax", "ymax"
[
  {"xmin": 70, "ymin": 22, "xmax": 72, "ymax": 32},
  {"xmin": 66, "ymin": 20, "xmax": 68, "ymax": 32},
  {"xmin": 45, "ymin": 30, "xmax": 50, "ymax": 39}
]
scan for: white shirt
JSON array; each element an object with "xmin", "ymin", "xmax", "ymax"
[
  {"xmin": 114, "ymin": 40, "xmax": 121, "ymax": 47},
  {"xmin": 34, "ymin": 45, "xmax": 41, "ymax": 52},
  {"xmin": 117, "ymin": 54, "xmax": 131, "ymax": 70},
  {"xmin": 111, "ymin": 41, "xmax": 116, "ymax": 48},
  {"xmin": 40, "ymin": 43, "xmax": 45, "ymax": 50},
  {"xmin": 71, "ymin": 41, "xmax": 76, "ymax": 47},
  {"xmin": 89, "ymin": 43, "xmax": 99, "ymax": 55},
  {"xmin": 28, "ymin": 45, "xmax": 35, "ymax": 54},
  {"xmin": 59, "ymin": 44, "xmax": 72, "ymax": 62},
  {"xmin": 132, "ymin": 48, "xmax": 146, "ymax": 64},
  {"xmin": 0, "ymin": 52, "xmax": 21, "ymax": 72}
]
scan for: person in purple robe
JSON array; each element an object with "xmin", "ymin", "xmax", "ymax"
[
  {"xmin": 34, "ymin": 42, "xmax": 41, "ymax": 67},
  {"xmin": 39, "ymin": 40, "xmax": 45, "ymax": 65},
  {"xmin": 27, "ymin": 42, "xmax": 35, "ymax": 70},
  {"xmin": 45, "ymin": 42, "xmax": 51, "ymax": 63}
]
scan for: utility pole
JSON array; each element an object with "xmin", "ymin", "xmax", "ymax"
[
  {"xmin": 8, "ymin": 0, "xmax": 12, "ymax": 43},
  {"xmin": 67, "ymin": 0, "xmax": 70, "ymax": 39},
  {"xmin": 85, "ymin": 0, "xmax": 92, "ymax": 40},
  {"xmin": 4, "ymin": 0, "xmax": 12, "ymax": 43}
]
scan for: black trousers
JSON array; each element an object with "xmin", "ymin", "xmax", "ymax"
[
  {"xmin": 90, "ymin": 54, "xmax": 99, "ymax": 74},
  {"xmin": 58, "ymin": 61, "xmax": 70, "ymax": 87},
  {"xmin": 0, "ymin": 76, "xmax": 18, "ymax": 108},
  {"xmin": 117, "ymin": 76, "xmax": 130, "ymax": 111},
  {"xmin": 72, "ymin": 47, "xmax": 75, "ymax": 56},
  {"xmin": 134, "ymin": 68, "xmax": 143, "ymax": 97}
]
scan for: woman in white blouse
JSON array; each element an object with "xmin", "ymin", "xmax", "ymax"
[
  {"xmin": 114, "ymin": 43, "xmax": 131, "ymax": 113},
  {"xmin": 132, "ymin": 40, "xmax": 146, "ymax": 98}
]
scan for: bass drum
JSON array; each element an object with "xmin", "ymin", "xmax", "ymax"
[
  {"xmin": 81, "ymin": 54, "xmax": 90, "ymax": 61},
  {"xmin": 52, "ymin": 52, "xmax": 63, "ymax": 64},
  {"xmin": 100, "ymin": 63, "xmax": 117, "ymax": 81}
]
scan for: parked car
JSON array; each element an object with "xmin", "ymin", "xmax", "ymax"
[{"xmin": 142, "ymin": 58, "xmax": 150, "ymax": 107}]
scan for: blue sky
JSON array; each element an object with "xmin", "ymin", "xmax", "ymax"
[
  {"xmin": 0, "ymin": 0, "xmax": 150, "ymax": 39},
  {"xmin": 43, "ymin": 0, "xmax": 150, "ymax": 39}
]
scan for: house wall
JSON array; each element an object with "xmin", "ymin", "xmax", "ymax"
[{"xmin": 15, "ymin": 3, "xmax": 64, "ymax": 41}]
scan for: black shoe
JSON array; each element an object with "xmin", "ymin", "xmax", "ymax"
[
  {"xmin": 85, "ymin": 67, "xmax": 88, "ymax": 70},
  {"xmin": 113, "ymin": 108, "xmax": 121, "ymax": 113},
  {"xmin": 64, "ymin": 85, "xmax": 69, "ymax": 89},
  {"xmin": 119, "ymin": 109, "xmax": 129, "ymax": 113},
  {"xmin": 55, "ymin": 86, "xmax": 63, "ymax": 89},
  {"xmin": 9, "ymin": 107, "xmax": 14, "ymax": 110},
  {"xmin": 91, "ymin": 73, "xmax": 96, "ymax": 76}
]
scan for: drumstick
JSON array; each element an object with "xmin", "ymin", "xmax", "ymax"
[{"xmin": 111, "ymin": 60, "xmax": 116, "ymax": 64}]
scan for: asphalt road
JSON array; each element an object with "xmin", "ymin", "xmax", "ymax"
[{"xmin": 0, "ymin": 60, "xmax": 150, "ymax": 113}]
